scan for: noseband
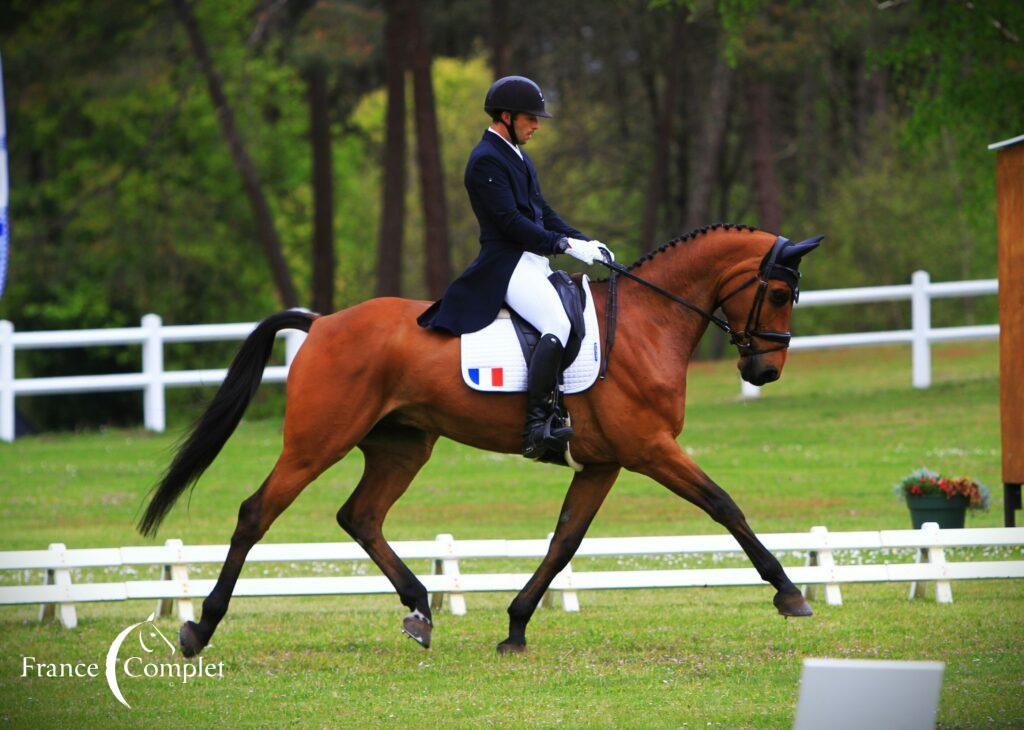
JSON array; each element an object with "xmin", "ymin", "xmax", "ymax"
[{"xmin": 597, "ymin": 236, "xmax": 802, "ymax": 378}]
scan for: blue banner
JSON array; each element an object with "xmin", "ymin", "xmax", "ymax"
[{"xmin": 0, "ymin": 51, "xmax": 7, "ymax": 298}]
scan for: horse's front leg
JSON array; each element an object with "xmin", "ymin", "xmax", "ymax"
[
  {"xmin": 633, "ymin": 437, "xmax": 812, "ymax": 617},
  {"xmin": 498, "ymin": 464, "xmax": 620, "ymax": 654}
]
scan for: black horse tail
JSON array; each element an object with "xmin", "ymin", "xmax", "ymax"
[{"xmin": 137, "ymin": 309, "xmax": 319, "ymax": 537}]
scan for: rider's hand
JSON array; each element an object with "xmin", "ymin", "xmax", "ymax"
[
  {"xmin": 591, "ymin": 240, "xmax": 615, "ymax": 262},
  {"xmin": 565, "ymin": 238, "xmax": 614, "ymax": 265}
]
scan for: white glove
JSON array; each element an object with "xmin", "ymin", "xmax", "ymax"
[
  {"xmin": 592, "ymin": 240, "xmax": 615, "ymax": 262},
  {"xmin": 565, "ymin": 238, "xmax": 615, "ymax": 265}
]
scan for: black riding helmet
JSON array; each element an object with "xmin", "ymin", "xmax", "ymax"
[
  {"xmin": 484, "ymin": 76, "xmax": 552, "ymax": 145},
  {"xmin": 484, "ymin": 76, "xmax": 553, "ymax": 118}
]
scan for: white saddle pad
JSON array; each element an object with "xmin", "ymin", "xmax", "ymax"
[{"xmin": 461, "ymin": 275, "xmax": 601, "ymax": 394}]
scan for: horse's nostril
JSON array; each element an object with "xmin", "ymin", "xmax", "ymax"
[{"xmin": 763, "ymin": 368, "xmax": 779, "ymax": 383}]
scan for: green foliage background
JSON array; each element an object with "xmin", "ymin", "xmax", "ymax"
[{"xmin": 0, "ymin": 0, "xmax": 1020, "ymax": 430}]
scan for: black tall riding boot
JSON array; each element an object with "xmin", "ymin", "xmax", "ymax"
[{"xmin": 522, "ymin": 334, "xmax": 574, "ymax": 459}]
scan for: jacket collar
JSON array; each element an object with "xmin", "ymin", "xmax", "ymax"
[{"xmin": 482, "ymin": 130, "xmax": 529, "ymax": 172}]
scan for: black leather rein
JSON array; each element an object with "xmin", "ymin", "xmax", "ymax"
[{"xmin": 594, "ymin": 236, "xmax": 800, "ymax": 379}]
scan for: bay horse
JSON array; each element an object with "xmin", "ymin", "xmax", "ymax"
[{"xmin": 138, "ymin": 223, "xmax": 821, "ymax": 656}]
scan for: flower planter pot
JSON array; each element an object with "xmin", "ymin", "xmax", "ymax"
[{"xmin": 906, "ymin": 494, "xmax": 969, "ymax": 529}]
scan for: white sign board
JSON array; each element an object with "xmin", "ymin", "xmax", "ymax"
[{"xmin": 794, "ymin": 658, "xmax": 944, "ymax": 730}]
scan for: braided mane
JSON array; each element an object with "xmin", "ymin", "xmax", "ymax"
[{"xmin": 626, "ymin": 222, "xmax": 761, "ymax": 272}]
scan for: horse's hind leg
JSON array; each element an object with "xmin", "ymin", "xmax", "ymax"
[
  {"xmin": 178, "ymin": 449, "xmax": 335, "ymax": 657},
  {"xmin": 336, "ymin": 422, "xmax": 438, "ymax": 648},
  {"xmin": 179, "ymin": 389, "xmax": 385, "ymax": 656}
]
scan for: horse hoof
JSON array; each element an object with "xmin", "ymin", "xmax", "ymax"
[
  {"xmin": 496, "ymin": 640, "xmax": 527, "ymax": 655},
  {"xmin": 774, "ymin": 590, "xmax": 813, "ymax": 617},
  {"xmin": 402, "ymin": 612, "xmax": 432, "ymax": 649},
  {"xmin": 179, "ymin": 621, "xmax": 206, "ymax": 658}
]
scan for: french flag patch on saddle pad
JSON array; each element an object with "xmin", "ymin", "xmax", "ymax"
[
  {"xmin": 460, "ymin": 275, "xmax": 602, "ymax": 394},
  {"xmin": 467, "ymin": 366, "xmax": 504, "ymax": 388}
]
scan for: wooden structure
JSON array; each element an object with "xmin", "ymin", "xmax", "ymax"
[{"xmin": 990, "ymin": 134, "xmax": 1024, "ymax": 526}]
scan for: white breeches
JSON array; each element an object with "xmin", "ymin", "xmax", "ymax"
[{"xmin": 504, "ymin": 251, "xmax": 572, "ymax": 346}]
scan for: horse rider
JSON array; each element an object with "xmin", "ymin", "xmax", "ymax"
[{"xmin": 417, "ymin": 75, "xmax": 615, "ymax": 460}]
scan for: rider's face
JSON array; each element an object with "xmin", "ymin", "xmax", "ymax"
[{"xmin": 504, "ymin": 112, "xmax": 540, "ymax": 144}]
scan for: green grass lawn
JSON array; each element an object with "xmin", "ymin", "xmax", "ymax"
[{"xmin": 0, "ymin": 341, "xmax": 1020, "ymax": 728}]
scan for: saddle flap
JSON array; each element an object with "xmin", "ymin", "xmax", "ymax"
[
  {"xmin": 508, "ymin": 271, "xmax": 586, "ymax": 375},
  {"xmin": 550, "ymin": 270, "xmax": 587, "ymax": 338},
  {"xmin": 461, "ymin": 275, "xmax": 601, "ymax": 394}
]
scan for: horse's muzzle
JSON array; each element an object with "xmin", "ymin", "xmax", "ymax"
[{"xmin": 739, "ymin": 358, "xmax": 780, "ymax": 386}]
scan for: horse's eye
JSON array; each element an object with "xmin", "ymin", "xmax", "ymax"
[{"xmin": 769, "ymin": 289, "xmax": 790, "ymax": 306}]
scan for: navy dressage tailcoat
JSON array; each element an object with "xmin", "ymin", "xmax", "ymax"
[{"xmin": 416, "ymin": 131, "xmax": 590, "ymax": 335}]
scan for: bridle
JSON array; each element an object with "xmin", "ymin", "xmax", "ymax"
[
  {"xmin": 715, "ymin": 235, "xmax": 803, "ymax": 356},
  {"xmin": 596, "ymin": 236, "xmax": 803, "ymax": 379}
]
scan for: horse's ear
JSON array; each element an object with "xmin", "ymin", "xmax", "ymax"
[{"xmin": 781, "ymin": 236, "xmax": 823, "ymax": 264}]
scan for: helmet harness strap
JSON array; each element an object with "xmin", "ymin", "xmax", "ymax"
[{"xmin": 501, "ymin": 111, "xmax": 521, "ymax": 146}]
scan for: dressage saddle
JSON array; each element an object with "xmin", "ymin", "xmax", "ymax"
[{"xmin": 507, "ymin": 270, "xmax": 587, "ymax": 377}]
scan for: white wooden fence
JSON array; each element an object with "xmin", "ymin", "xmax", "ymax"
[
  {"xmin": 0, "ymin": 272, "xmax": 998, "ymax": 441},
  {"xmin": 740, "ymin": 271, "xmax": 997, "ymax": 398},
  {"xmin": 1, "ymin": 524, "xmax": 1021, "ymax": 629},
  {"xmin": 0, "ymin": 314, "xmax": 307, "ymax": 441}
]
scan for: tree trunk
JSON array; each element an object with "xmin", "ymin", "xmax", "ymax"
[
  {"xmin": 706, "ymin": 114, "xmax": 741, "ymax": 362},
  {"xmin": 858, "ymin": 31, "xmax": 888, "ymax": 156},
  {"xmin": 685, "ymin": 51, "xmax": 732, "ymax": 231},
  {"xmin": 747, "ymin": 79, "xmax": 782, "ymax": 234},
  {"xmin": 489, "ymin": 0, "xmax": 510, "ymax": 78},
  {"xmin": 376, "ymin": 0, "xmax": 407, "ymax": 297},
  {"xmin": 306, "ymin": 63, "xmax": 334, "ymax": 314},
  {"xmin": 870, "ymin": 67, "xmax": 887, "ymax": 118},
  {"xmin": 942, "ymin": 127, "xmax": 975, "ymax": 322},
  {"xmin": 799, "ymin": 67, "xmax": 823, "ymax": 209},
  {"xmin": 717, "ymin": 95, "xmax": 740, "ymax": 223},
  {"xmin": 407, "ymin": 0, "xmax": 452, "ymax": 298},
  {"xmin": 673, "ymin": 103, "xmax": 690, "ymax": 235},
  {"xmin": 169, "ymin": 0, "xmax": 299, "ymax": 308},
  {"xmin": 854, "ymin": 54, "xmax": 870, "ymax": 161},
  {"xmin": 640, "ymin": 12, "xmax": 684, "ymax": 249}
]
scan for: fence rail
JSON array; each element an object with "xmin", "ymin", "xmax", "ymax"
[
  {"xmin": 740, "ymin": 270, "xmax": 997, "ymax": 398},
  {"xmin": 0, "ymin": 314, "xmax": 307, "ymax": 441},
  {"xmin": 1, "ymin": 524, "xmax": 1021, "ymax": 629},
  {"xmin": 0, "ymin": 272, "xmax": 999, "ymax": 440}
]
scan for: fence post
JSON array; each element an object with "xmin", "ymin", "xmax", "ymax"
[
  {"xmin": 141, "ymin": 314, "xmax": 165, "ymax": 433},
  {"xmin": 156, "ymin": 538, "xmax": 194, "ymax": 622},
  {"xmin": 429, "ymin": 533, "xmax": 466, "ymax": 616},
  {"xmin": 911, "ymin": 270, "xmax": 931, "ymax": 388},
  {"xmin": 542, "ymin": 532, "xmax": 580, "ymax": 612},
  {"xmin": 284, "ymin": 308, "xmax": 309, "ymax": 370},
  {"xmin": 0, "ymin": 320, "xmax": 13, "ymax": 442},
  {"xmin": 909, "ymin": 521, "xmax": 953, "ymax": 604},
  {"xmin": 284, "ymin": 329, "xmax": 305, "ymax": 370},
  {"xmin": 556, "ymin": 563, "xmax": 579, "ymax": 611},
  {"xmin": 802, "ymin": 525, "xmax": 842, "ymax": 606},
  {"xmin": 38, "ymin": 543, "xmax": 77, "ymax": 629},
  {"xmin": 740, "ymin": 378, "xmax": 761, "ymax": 400}
]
